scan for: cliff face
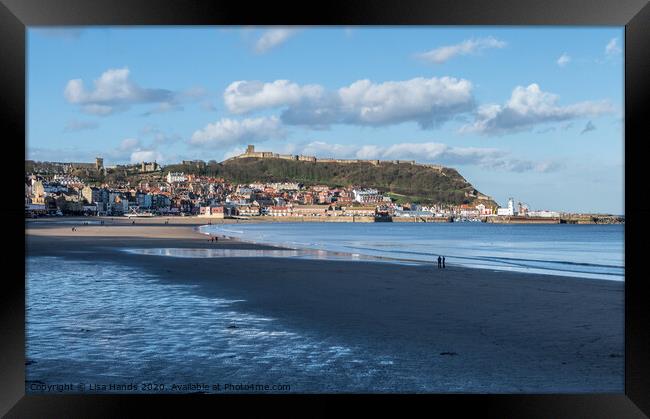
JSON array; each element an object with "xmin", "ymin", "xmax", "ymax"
[{"xmin": 167, "ymin": 157, "xmax": 495, "ymax": 206}]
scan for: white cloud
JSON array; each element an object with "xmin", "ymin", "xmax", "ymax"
[
  {"xmin": 283, "ymin": 141, "xmax": 562, "ymax": 173},
  {"xmin": 130, "ymin": 149, "xmax": 163, "ymax": 163},
  {"xmin": 64, "ymin": 67, "xmax": 174, "ymax": 115},
  {"xmin": 189, "ymin": 116, "xmax": 286, "ymax": 148},
  {"xmin": 416, "ymin": 37, "xmax": 506, "ymax": 64},
  {"xmin": 332, "ymin": 78, "xmax": 474, "ymax": 127},
  {"xmin": 63, "ymin": 119, "xmax": 99, "ymax": 132},
  {"xmin": 224, "ymin": 80, "xmax": 323, "ymax": 114},
  {"xmin": 460, "ymin": 83, "xmax": 614, "ymax": 135},
  {"xmin": 255, "ymin": 28, "xmax": 299, "ymax": 53},
  {"xmin": 102, "ymin": 135, "xmax": 171, "ymax": 163},
  {"xmin": 224, "ymin": 76, "xmax": 475, "ymax": 129},
  {"xmin": 605, "ymin": 38, "xmax": 622, "ymax": 56},
  {"xmin": 557, "ymin": 53, "xmax": 571, "ymax": 67}
]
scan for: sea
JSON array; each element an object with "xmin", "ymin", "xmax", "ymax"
[{"xmin": 199, "ymin": 222, "xmax": 625, "ymax": 281}]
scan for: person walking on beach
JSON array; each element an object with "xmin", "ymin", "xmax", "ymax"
[
  {"xmin": 442, "ymin": 256, "xmax": 446, "ymax": 269},
  {"xmin": 437, "ymin": 255, "xmax": 442, "ymax": 269}
]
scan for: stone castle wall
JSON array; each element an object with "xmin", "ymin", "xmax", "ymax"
[{"xmin": 228, "ymin": 145, "xmax": 445, "ymax": 171}]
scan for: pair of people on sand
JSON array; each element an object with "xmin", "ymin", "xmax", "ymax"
[{"xmin": 437, "ymin": 255, "xmax": 446, "ymax": 269}]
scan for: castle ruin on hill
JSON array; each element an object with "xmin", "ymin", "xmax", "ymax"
[{"xmin": 226, "ymin": 145, "xmax": 445, "ymax": 172}]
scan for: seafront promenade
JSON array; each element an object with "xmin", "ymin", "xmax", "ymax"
[{"xmin": 26, "ymin": 213, "xmax": 623, "ymax": 225}]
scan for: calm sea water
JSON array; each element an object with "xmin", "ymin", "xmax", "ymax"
[
  {"xmin": 200, "ymin": 223, "xmax": 624, "ymax": 281},
  {"xmin": 25, "ymin": 257, "xmax": 398, "ymax": 393}
]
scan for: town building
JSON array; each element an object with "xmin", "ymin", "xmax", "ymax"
[
  {"xmin": 528, "ymin": 210, "xmax": 560, "ymax": 218},
  {"xmin": 236, "ymin": 204, "xmax": 261, "ymax": 216},
  {"xmin": 199, "ymin": 205, "xmax": 225, "ymax": 218},
  {"xmin": 343, "ymin": 206, "xmax": 377, "ymax": 217},
  {"xmin": 497, "ymin": 198, "xmax": 518, "ymax": 216},
  {"xmin": 167, "ymin": 172, "xmax": 187, "ymax": 183},
  {"xmin": 140, "ymin": 161, "xmax": 159, "ymax": 172},
  {"xmin": 291, "ymin": 204, "xmax": 330, "ymax": 216},
  {"xmin": 353, "ymin": 188, "xmax": 383, "ymax": 204},
  {"xmin": 267, "ymin": 206, "xmax": 291, "ymax": 216}
]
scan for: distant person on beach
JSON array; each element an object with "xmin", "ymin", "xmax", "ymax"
[
  {"xmin": 442, "ymin": 256, "xmax": 446, "ymax": 269},
  {"xmin": 437, "ymin": 256, "xmax": 442, "ymax": 269}
]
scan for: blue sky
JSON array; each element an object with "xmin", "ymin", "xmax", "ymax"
[{"xmin": 27, "ymin": 26, "xmax": 624, "ymax": 213}]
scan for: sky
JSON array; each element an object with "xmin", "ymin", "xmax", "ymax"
[{"xmin": 27, "ymin": 26, "xmax": 624, "ymax": 214}]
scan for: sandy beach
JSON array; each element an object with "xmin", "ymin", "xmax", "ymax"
[{"xmin": 25, "ymin": 218, "xmax": 624, "ymax": 392}]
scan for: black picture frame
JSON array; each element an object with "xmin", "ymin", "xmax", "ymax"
[{"xmin": 3, "ymin": 0, "xmax": 649, "ymax": 416}]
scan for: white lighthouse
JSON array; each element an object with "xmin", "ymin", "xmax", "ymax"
[{"xmin": 497, "ymin": 197, "xmax": 518, "ymax": 216}]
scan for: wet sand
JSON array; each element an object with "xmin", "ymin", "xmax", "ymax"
[{"xmin": 25, "ymin": 220, "xmax": 624, "ymax": 392}]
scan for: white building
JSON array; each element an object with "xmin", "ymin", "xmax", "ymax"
[
  {"xmin": 497, "ymin": 197, "xmax": 518, "ymax": 216},
  {"xmin": 353, "ymin": 188, "xmax": 382, "ymax": 204},
  {"xmin": 270, "ymin": 182, "xmax": 300, "ymax": 191},
  {"xmin": 52, "ymin": 174, "xmax": 82, "ymax": 186},
  {"xmin": 236, "ymin": 186, "xmax": 254, "ymax": 195},
  {"xmin": 166, "ymin": 172, "xmax": 187, "ymax": 183},
  {"xmin": 528, "ymin": 210, "xmax": 560, "ymax": 218}
]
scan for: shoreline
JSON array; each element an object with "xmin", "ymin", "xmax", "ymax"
[
  {"xmin": 26, "ymin": 214, "xmax": 624, "ymax": 225},
  {"xmin": 28, "ymin": 218, "xmax": 624, "ymax": 281},
  {"xmin": 197, "ymin": 221, "xmax": 624, "ymax": 282},
  {"xmin": 25, "ymin": 221, "xmax": 625, "ymax": 392}
]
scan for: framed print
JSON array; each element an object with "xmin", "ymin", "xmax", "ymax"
[{"xmin": 2, "ymin": 0, "xmax": 649, "ymax": 416}]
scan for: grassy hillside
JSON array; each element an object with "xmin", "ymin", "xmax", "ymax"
[{"xmin": 165, "ymin": 157, "xmax": 494, "ymax": 206}]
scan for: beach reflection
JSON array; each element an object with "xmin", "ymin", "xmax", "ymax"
[
  {"xmin": 122, "ymin": 247, "xmax": 419, "ymax": 264},
  {"xmin": 26, "ymin": 256, "xmax": 398, "ymax": 393}
]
